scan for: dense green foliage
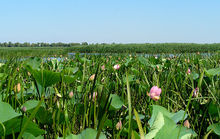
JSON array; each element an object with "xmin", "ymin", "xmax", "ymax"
[
  {"xmin": 0, "ymin": 43, "xmax": 220, "ymax": 59},
  {"xmin": 0, "ymin": 47, "xmax": 69, "ymax": 59},
  {"xmin": 0, "ymin": 53, "xmax": 219, "ymax": 138},
  {"xmin": 69, "ymin": 43, "xmax": 220, "ymax": 53}
]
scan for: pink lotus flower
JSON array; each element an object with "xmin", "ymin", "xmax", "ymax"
[
  {"xmin": 69, "ymin": 91, "xmax": 74, "ymax": 98},
  {"xmin": 116, "ymin": 120, "xmax": 122, "ymax": 130},
  {"xmin": 187, "ymin": 69, "xmax": 191, "ymax": 75},
  {"xmin": 113, "ymin": 64, "xmax": 120, "ymax": 70},
  {"xmin": 193, "ymin": 88, "xmax": 199, "ymax": 97},
  {"xmin": 147, "ymin": 86, "xmax": 162, "ymax": 101},
  {"xmin": 101, "ymin": 65, "xmax": 105, "ymax": 71}
]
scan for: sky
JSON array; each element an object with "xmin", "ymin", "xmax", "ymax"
[{"xmin": 0, "ymin": 0, "xmax": 220, "ymax": 44}]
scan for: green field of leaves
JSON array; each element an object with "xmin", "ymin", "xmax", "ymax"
[
  {"xmin": 0, "ymin": 53, "xmax": 219, "ymax": 138},
  {"xmin": 0, "ymin": 43, "xmax": 220, "ymax": 59}
]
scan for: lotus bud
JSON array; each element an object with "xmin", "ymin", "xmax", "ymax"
[
  {"xmin": 27, "ymin": 72, "xmax": 31, "ymax": 76},
  {"xmin": 14, "ymin": 83, "xmax": 21, "ymax": 92},
  {"xmin": 56, "ymin": 93, "xmax": 62, "ymax": 98},
  {"xmin": 89, "ymin": 74, "xmax": 95, "ymax": 81},
  {"xmin": 147, "ymin": 86, "xmax": 162, "ymax": 101},
  {"xmin": 156, "ymin": 65, "xmax": 159, "ymax": 70},
  {"xmin": 184, "ymin": 120, "xmax": 190, "ymax": 128},
  {"xmin": 69, "ymin": 91, "xmax": 74, "ymax": 98},
  {"xmin": 116, "ymin": 120, "xmax": 122, "ymax": 130},
  {"xmin": 101, "ymin": 65, "xmax": 105, "ymax": 71},
  {"xmin": 21, "ymin": 106, "xmax": 27, "ymax": 113},
  {"xmin": 186, "ymin": 69, "xmax": 191, "ymax": 75}
]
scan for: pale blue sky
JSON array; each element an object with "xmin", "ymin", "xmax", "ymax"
[{"xmin": 0, "ymin": 0, "xmax": 219, "ymax": 43}]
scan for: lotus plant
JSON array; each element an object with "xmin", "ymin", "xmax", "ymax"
[
  {"xmin": 113, "ymin": 64, "xmax": 120, "ymax": 70},
  {"xmin": 147, "ymin": 86, "xmax": 162, "ymax": 101}
]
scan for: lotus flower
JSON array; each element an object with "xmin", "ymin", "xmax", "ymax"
[
  {"xmin": 101, "ymin": 65, "xmax": 105, "ymax": 71},
  {"xmin": 116, "ymin": 120, "xmax": 122, "ymax": 130},
  {"xmin": 69, "ymin": 91, "xmax": 73, "ymax": 98},
  {"xmin": 147, "ymin": 86, "xmax": 162, "ymax": 101},
  {"xmin": 113, "ymin": 64, "xmax": 120, "ymax": 70}
]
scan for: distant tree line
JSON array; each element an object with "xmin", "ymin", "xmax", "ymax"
[
  {"xmin": 0, "ymin": 42, "xmax": 220, "ymax": 53},
  {"xmin": 0, "ymin": 42, "xmax": 81, "ymax": 47}
]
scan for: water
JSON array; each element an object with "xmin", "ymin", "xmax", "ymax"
[
  {"xmin": 0, "ymin": 52, "xmax": 217, "ymax": 63},
  {"xmin": 68, "ymin": 52, "xmax": 215, "ymax": 58}
]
